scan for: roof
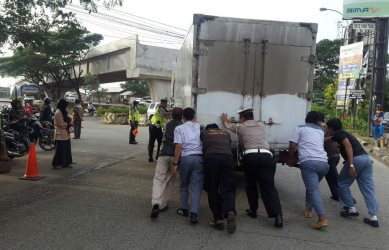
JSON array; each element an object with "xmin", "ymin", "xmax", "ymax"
[
  {"xmin": 120, "ymin": 91, "xmax": 135, "ymax": 96},
  {"xmin": 99, "ymin": 86, "xmax": 124, "ymax": 93}
]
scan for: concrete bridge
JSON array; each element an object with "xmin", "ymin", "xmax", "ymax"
[{"xmin": 46, "ymin": 35, "xmax": 178, "ymax": 102}]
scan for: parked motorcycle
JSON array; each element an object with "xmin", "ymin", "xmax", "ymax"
[
  {"xmin": 37, "ymin": 119, "xmax": 55, "ymax": 151},
  {"xmin": 1, "ymin": 104, "xmax": 55, "ymax": 158},
  {"xmin": 3, "ymin": 119, "xmax": 31, "ymax": 158}
]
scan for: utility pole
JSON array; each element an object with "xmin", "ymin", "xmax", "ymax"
[{"xmin": 368, "ymin": 18, "xmax": 389, "ymax": 136}]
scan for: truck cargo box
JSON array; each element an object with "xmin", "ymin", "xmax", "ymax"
[{"xmin": 173, "ymin": 14, "xmax": 318, "ymax": 150}]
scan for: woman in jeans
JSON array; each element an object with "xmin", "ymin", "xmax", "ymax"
[
  {"xmin": 288, "ymin": 111, "xmax": 329, "ymax": 229},
  {"xmin": 52, "ymin": 99, "xmax": 73, "ymax": 169}
]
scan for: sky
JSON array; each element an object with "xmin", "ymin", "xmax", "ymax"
[{"xmin": 0, "ymin": 0, "xmax": 344, "ymax": 88}]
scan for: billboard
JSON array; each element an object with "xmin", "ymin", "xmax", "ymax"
[
  {"xmin": 344, "ymin": 0, "xmax": 389, "ymax": 18},
  {"xmin": 336, "ymin": 42, "xmax": 364, "ymax": 107}
]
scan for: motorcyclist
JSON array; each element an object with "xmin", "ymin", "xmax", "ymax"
[
  {"xmin": 24, "ymin": 99, "xmax": 34, "ymax": 116},
  {"xmin": 8, "ymin": 99, "xmax": 24, "ymax": 121},
  {"xmin": 40, "ymin": 97, "xmax": 53, "ymax": 123},
  {"xmin": 87, "ymin": 102, "xmax": 95, "ymax": 116}
]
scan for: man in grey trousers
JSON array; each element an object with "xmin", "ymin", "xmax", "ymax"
[{"xmin": 173, "ymin": 107, "xmax": 204, "ymax": 224}]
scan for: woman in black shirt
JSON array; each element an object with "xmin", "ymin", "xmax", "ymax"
[{"xmin": 326, "ymin": 118, "xmax": 379, "ymax": 228}]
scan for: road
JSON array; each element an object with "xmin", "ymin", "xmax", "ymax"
[{"xmin": 0, "ymin": 118, "xmax": 388, "ymax": 249}]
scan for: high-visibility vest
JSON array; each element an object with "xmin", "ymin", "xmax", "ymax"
[
  {"xmin": 151, "ymin": 108, "xmax": 165, "ymax": 127},
  {"xmin": 129, "ymin": 108, "xmax": 140, "ymax": 122}
]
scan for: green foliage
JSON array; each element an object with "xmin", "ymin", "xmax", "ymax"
[
  {"xmin": 138, "ymin": 106, "xmax": 147, "ymax": 114},
  {"xmin": 0, "ymin": 21, "xmax": 102, "ymax": 100},
  {"xmin": 313, "ymin": 39, "xmax": 342, "ymax": 102},
  {"xmin": 96, "ymin": 105, "xmax": 147, "ymax": 117},
  {"xmin": 120, "ymin": 80, "xmax": 150, "ymax": 97},
  {"xmin": 324, "ymin": 80, "xmax": 338, "ymax": 109},
  {"xmin": 0, "ymin": 0, "xmax": 122, "ymax": 47}
]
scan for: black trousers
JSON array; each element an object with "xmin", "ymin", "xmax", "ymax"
[
  {"xmin": 243, "ymin": 153, "xmax": 282, "ymax": 217},
  {"xmin": 148, "ymin": 125, "xmax": 163, "ymax": 160},
  {"xmin": 73, "ymin": 120, "xmax": 81, "ymax": 139},
  {"xmin": 204, "ymin": 154, "xmax": 236, "ymax": 220},
  {"xmin": 325, "ymin": 155, "xmax": 340, "ymax": 199},
  {"xmin": 129, "ymin": 121, "xmax": 138, "ymax": 143}
]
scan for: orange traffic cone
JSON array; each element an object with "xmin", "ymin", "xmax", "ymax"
[{"xmin": 19, "ymin": 143, "xmax": 44, "ymax": 181}]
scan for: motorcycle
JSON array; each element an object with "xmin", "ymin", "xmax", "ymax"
[
  {"xmin": 37, "ymin": 119, "xmax": 55, "ymax": 151},
  {"xmin": 26, "ymin": 116, "xmax": 55, "ymax": 151},
  {"xmin": 3, "ymin": 119, "xmax": 31, "ymax": 158}
]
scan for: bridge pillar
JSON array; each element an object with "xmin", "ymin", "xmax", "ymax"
[{"xmin": 148, "ymin": 79, "xmax": 171, "ymax": 102}]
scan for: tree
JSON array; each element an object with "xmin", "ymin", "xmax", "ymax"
[
  {"xmin": 120, "ymin": 79, "xmax": 150, "ymax": 97},
  {"xmin": 323, "ymin": 80, "xmax": 338, "ymax": 109},
  {"xmin": 83, "ymin": 73, "xmax": 105, "ymax": 104},
  {"xmin": 58, "ymin": 22, "xmax": 103, "ymax": 100},
  {"xmin": 0, "ymin": 22, "xmax": 102, "ymax": 101},
  {"xmin": 313, "ymin": 39, "xmax": 342, "ymax": 102},
  {"xmin": 0, "ymin": 0, "xmax": 122, "ymax": 48}
]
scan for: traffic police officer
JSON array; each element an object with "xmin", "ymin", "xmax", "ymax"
[
  {"xmin": 221, "ymin": 108, "xmax": 283, "ymax": 228},
  {"xmin": 129, "ymin": 100, "xmax": 140, "ymax": 144},
  {"xmin": 148, "ymin": 98, "xmax": 171, "ymax": 162}
]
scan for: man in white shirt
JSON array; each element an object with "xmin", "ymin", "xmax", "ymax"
[{"xmin": 173, "ymin": 108, "xmax": 203, "ymax": 224}]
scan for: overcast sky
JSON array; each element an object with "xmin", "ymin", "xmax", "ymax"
[{"xmin": 0, "ymin": 0, "xmax": 343, "ymax": 87}]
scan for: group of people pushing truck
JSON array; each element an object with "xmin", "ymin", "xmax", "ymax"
[{"xmin": 127, "ymin": 99, "xmax": 379, "ymax": 233}]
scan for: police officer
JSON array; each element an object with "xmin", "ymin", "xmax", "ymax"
[
  {"xmin": 221, "ymin": 108, "xmax": 283, "ymax": 228},
  {"xmin": 148, "ymin": 98, "xmax": 171, "ymax": 162},
  {"xmin": 129, "ymin": 100, "xmax": 140, "ymax": 144}
]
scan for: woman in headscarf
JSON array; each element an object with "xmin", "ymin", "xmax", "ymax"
[{"xmin": 52, "ymin": 99, "xmax": 73, "ymax": 169}]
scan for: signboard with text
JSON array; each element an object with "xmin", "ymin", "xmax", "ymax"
[
  {"xmin": 344, "ymin": 0, "xmax": 389, "ymax": 18},
  {"xmin": 336, "ymin": 42, "xmax": 364, "ymax": 107}
]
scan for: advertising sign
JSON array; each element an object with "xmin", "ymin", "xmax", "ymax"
[
  {"xmin": 336, "ymin": 42, "xmax": 364, "ymax": 107},
  {"xmin": 352, "ymin": 22, "xmax": 375, "ymax": 31},
  {"xmin": 344, "ymin": 0, "xmax": 389, "ymax": 18}
]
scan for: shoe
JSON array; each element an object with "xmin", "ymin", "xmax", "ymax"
[
  {"xmin": 342, "ymin": 199, "xmax": 357, "ymax": 210},
  {"xmin": 304, "ymin": 210, "xmax": 313, "ymax": 218},
  {"xmin": 189, "ymin": 213, "xmax": 199, "ymax": 224},
  {"xmin": 63, "ymin": 165, "xmax": 73, "ymax": 168},
  {"xmin": 148, "ymin": 158, "xmax": 154, "ymax": 163},
  {"xmin": 130, "ymin": 142, "xmax": 138, "ymax": 144},
  {"xmin": 176, "ymin": 208, "xmax": 189, "ymax": 217},
  {"xmin": 245, "ymin": 209, "xmax": 257, "ymax": 219},
  {"xmin": 159, "ymin": 205, "xmax": 168, "ymax": 212},
  {"xmin": 311, "ymin": 219, "xmax": 328, "ymax": 229},
  {"xmin": 274, "ymin": 215, "xmax": 283, "ymax": 228},
  {"xmin": 340, "ymin": 210, "xmax": 359, "ymax": 217},
  {"xmin": 151, "ymin": 204, "xmax": 160, "ymax": 219},
  {"xmin": 227, "ymin": 211, "xmax": 237, "ymax": 234},
  {"xmin": 190, "ymin": 213, "xmax": 199, "ymax": 224},
  {"xmin": 52, "ymin": 165, "xmax": 62, "ymax": 169},
  {"xmin": 210, "ymin": 220, "xmax": 224, "ymax": 231},
  {"xmin": 363, "ymin": 218, "xmax": 379, "ymax": 228},
  {"xmin": 330, "ymin": 196, "xmax": 339, "ymax": 201}
]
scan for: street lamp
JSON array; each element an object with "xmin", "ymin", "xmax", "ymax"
[{"xmin": 319, "ymin": 8, "xmax": 343, "ymax": 16}]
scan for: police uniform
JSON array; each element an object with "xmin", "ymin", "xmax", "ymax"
[
  {"xmin": 223, "ymin": 108, "xmax": 283, "ymax": 227},
  {"xmin": 148, "ymin": 101, "xmax": 170, "ymax": 161},
  {"xmin": 129, "ymin": 105, "xmax": 140, "ymax": 144}
]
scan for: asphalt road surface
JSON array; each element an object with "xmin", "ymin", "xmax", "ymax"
[{"xmin": 0, "ymin": 118, "xmax": 388, "ymax": 249}]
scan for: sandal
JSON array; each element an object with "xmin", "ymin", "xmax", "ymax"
[
  {"xmin": 245, "ymin": 209, "xmax": 257, "ymax": 219},
  {"xmin": 176, "ymin": 208, "xmax": 189, "ymax": 217},
  {"xmin": 210, "ymin": 220, "xmax": 224, "ymax": 231}
]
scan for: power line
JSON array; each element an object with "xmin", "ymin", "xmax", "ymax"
[
  {"xmin": 76, "ymin": 16, "xmax": 183, "ymax": 43},
  {"xmin": 65, "ymin": 5, "xmax": 185, "ymax": 39},
  {"xmin": 93, "ymin": 3, "xmax": 187, "ymax": 32},
  {"xmin": 65, "ymin": 6, "xmax": 185, "ymax": 39},
  {"xmin": 76, "ymin": 17, "xmax": 182, "ymax": 43}
]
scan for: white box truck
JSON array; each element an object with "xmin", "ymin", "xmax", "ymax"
[{"xmin": 172, "ymin": 14, "xmax": 317, "ymax": 162}]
